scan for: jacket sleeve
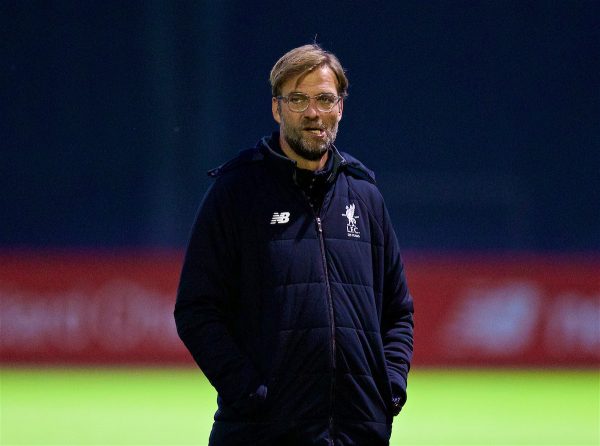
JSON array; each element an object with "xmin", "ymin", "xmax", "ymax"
[
  {"xmin": 380, "ymin": 201, "xmax": 414, "ymax": 410},
  {"xmin": 174, "ymin": 180, "xmax": 262, "ymax": 409}
]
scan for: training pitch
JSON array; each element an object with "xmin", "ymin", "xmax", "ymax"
[{"xmin": 1, "ymin": 368, "xmax": 597, "ymax": 445}]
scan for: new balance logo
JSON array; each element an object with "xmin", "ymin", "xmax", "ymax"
[{"xmin": 270, "ymin": 212, "xmax": 290, "ymax": 224}]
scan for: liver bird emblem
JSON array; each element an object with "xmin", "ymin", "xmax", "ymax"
[{"xmin": 343, "ymin": 204, "xmax": 359, "ymax": 226}]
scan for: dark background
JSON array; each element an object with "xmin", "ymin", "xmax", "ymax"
[{"xmin": 3, "ymin": 1, "xmax": 599, "ymax": 251}]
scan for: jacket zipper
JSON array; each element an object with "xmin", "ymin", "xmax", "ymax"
[{"xmin": 315, "ymin": 216, "xmax": 336, "ymax": 444}]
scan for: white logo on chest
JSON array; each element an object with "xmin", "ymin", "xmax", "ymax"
[
  {"xmin": 342, "ymin": 204, "xmax": 360, "ymax": 238},
  {"xmin": 270, "ymin": 212, "xmax": 290, "ymax": 224}
]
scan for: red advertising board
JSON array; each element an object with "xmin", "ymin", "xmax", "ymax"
[
  {"xmin": 1, "ymin": 251, "xmax": 598, "ymax": 367},
  {"xmin": 0, "ymin": 251, "xmax": 189, "ymax": 365},
  {"xmin": 406, "ymin": 253, "xmax": 599, "ymax": 366}
]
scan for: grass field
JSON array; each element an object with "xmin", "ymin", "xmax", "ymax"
[{"xmin": 1, "ymin": 368, "xmax": 598, "ymax": 445}]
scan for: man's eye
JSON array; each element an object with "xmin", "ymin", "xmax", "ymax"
[
  {"xmin": 289, "ymin": 95, "xmax": 307, "ymax": 104},
  {"xmin": 317, "ymin": 95, "xmax": 336, "ymax": 105}
]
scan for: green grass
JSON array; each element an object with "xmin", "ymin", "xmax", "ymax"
[{"xmin": 1, "ymin": 368, "xmax": 598, "ymax": 445}]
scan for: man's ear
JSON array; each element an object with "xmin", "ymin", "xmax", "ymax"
[
  {"xmin": 337, "ymin": 98, "xmax": 344, "ymax": 120},
  {"xmin": 272, "ymin": 97, "xmax": 281, "ymax": 124}
]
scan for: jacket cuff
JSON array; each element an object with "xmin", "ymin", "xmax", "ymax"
[
  {"xmin": 231, "ymin": 383, "xmax": 268, "ymax": 415},
  {"xmin": 390, "ymin": 376, "xmax": 407, "ymax": 415}
]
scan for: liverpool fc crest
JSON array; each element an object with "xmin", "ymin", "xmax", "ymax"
[{"xmin": 342, "ymin": 203, "xmax": 360, "ymax": 238}]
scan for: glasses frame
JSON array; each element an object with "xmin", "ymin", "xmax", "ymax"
[{"xmin": 276, "ymin": 92, "xmax": 342, "ymax": 113}]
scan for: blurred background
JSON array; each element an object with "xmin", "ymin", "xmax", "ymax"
[{"xmin": 1, "ymin": 1, "xmax": 599, "ymax": 444}]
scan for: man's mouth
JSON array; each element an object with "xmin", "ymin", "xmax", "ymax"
[{"xmin": 303, "ymin": 127, "xmax": 325, "ymax": 135}]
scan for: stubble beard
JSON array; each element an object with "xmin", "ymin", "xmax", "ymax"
[{"xmin": 282, "ymin": 120, "xmax": 339, "ymax": 161}]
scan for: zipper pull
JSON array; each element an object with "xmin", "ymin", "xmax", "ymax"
[{"xmin": 316, "ymin": 217, "xmax": 323, "ymax": 233}]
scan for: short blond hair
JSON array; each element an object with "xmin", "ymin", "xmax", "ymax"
[{"xmin": 269, "ymin": 44, "xmax": 349, "ymax": 98}]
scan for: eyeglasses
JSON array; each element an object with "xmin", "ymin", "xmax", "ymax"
[{"xmin": 276, "ymin": 92, "xmax": 342, "ymax": 113}]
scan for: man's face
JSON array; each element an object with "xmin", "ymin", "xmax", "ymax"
[{"xmin": 272, "ymin": 66, "xmax": 343, "ymax": 161}]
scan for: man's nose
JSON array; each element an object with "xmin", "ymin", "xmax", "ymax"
[{"xmin": 303, "ymin": 99, "xmax": 320, "ymax": 117}]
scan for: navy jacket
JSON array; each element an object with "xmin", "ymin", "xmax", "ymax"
[{"xmin": 175, "ymin": 134, "xmax": 414, "ymax": 446}]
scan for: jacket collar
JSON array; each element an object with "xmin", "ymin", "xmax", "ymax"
[{"xmin": 258, "ymin": 132, "xmax": 346, "ymax": 185}]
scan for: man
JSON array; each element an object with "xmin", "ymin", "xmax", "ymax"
[{"xmin": 175, "ymin": 44, "xmax": 414, "ymax": 446}]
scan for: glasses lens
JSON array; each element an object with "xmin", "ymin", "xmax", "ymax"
[
  {"xmin": 316, "ymin": 94, "xmax": 338, "ymax": 112},
  {"xmin": 287, "ymin": 93, "xmax": 309, "ymax": 112},
  {"xmin": 283, "ymin": 93, "xmax": 339, "ymax": 112}
]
